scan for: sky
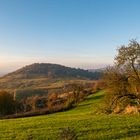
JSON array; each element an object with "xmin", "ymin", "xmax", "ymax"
[{"xmin": 0, "ymin": 0, "xmax": 140, "ymax": 74}]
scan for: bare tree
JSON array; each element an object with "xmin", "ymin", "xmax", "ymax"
[
  {"xmin": 104, "ymin": 40, "xmax": 140, "ymax": 113},
  {"xmin": 115, "ymin": 39, "xmax": 140, "ymax": 84}
]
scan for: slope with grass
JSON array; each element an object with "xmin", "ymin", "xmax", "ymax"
[{"xmin": 0, "ymin": 91, "xmax": 140, "ymax": 140}]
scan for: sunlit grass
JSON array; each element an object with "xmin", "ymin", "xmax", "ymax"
[{"xmin": 0, "ymin": 90, "xmax": 140, "ymax": 140}]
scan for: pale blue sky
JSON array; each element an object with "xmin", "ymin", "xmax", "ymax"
[{"xmin": 0, "ymin": 0, "xmax": 140, "ymax": 73}]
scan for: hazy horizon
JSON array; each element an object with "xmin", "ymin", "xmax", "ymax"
[
  {"xmin": 0, "ymin": 61, "xmax": 110, "ymax": 76},
  {"xmin": 1, "ymin": 0, "xmax": 140, "ymax": 74}
]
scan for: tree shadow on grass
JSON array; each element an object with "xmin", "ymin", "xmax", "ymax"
[
  {"xmin": 78, "ymin": 94, "xmax": 104, "ymax": 108},
  {"xmin": 86, "ymin": 94, "xmax": 104, "ymax": 102},
  {"xmin": 78, "ymin": 103, "xmax": 91, "ymax": 107}
]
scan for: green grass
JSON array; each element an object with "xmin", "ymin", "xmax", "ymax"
[{"xmin": 0, "ymin": 91, "xmax": 140, "ymax": 140}]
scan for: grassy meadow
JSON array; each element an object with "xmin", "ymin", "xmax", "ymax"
[{"xmin": 0, "ymin": 90, "xmax": 140, "ymax": 140}]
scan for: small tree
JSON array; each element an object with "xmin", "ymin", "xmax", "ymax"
[{"xmin": 0, "ymin": 91, "xmax": 16, "ymax": 115}]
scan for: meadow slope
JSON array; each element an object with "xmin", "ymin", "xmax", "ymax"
[{"xmin": 0, "ymin": 91, "xmax": 140, "ymax": 140}]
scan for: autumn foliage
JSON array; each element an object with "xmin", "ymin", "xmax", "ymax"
[{"xmin": 104, "ymin": 40, "xmax": 140, "ymax": 113}]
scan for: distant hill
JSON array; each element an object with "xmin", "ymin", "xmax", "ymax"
[
  {"xmin": 3, "ymin": 63, "xmax": 101, "ymax": 79},
  {"xmin": 0, "ymin": 63, "xmax": 102, "ymax": 91}
]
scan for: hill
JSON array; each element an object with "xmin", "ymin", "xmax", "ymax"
[
  {"xmin": 0, "ymin": 63, "xmax": 102, "ymax": 91},
  {"xmin": 0, "ymin": 90, "xmax": 140, "ymax": 140},
  {"xmin": 3, "ymin": 63, "xmax": 101, "ymax": 79}
]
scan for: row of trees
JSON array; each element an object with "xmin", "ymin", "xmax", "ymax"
[
  {"xmin": 104, "ymin": 40, "xmax": 140, "ymax": 113},
  {"xmin": 0, "ymin": 83, "xmax": 94, "ymax": 117}
]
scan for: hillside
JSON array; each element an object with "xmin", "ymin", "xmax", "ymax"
[
  {"xmin": 0, "ymin": 90, "xmax": 140, "ymax": 140},
  {"xmin": 3, "ymin": 63, "xmax": 101, "ymax": 79},
  {"xmin": 0, "ymin": 63, "xmax": 102, "ymax": 91}
]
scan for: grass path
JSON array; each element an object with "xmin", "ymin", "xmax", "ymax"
[{"xmin": 0, "ymin": 91, "xmax": 140, "ymax": 140}]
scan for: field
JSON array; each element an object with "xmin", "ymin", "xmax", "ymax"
[{"xmin": 0, "ymin": 91, "xmax": 140, "ymax": 140}]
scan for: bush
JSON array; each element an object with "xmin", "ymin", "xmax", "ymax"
[
  {"xmin": 63, "ymin": 99, "xmax": 75, "ymax": 110},
  {"xmin": 59, "ymin": 127, "xmax": 78, "ymax": 140},
  {"xmin": 0, "ymin": 91, "xmax": 16, "ymax": 116}
]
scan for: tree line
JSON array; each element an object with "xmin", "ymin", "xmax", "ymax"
[{"xmin": 0, "ymin": 82, "xmax": 101, "ymax": 118}]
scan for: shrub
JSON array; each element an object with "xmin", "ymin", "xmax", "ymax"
[
  {"xmin": 26, "ymin": 134, "xmax": 33, "ymax": 140},
  {"xmin": 0, "ymin": 91, "xmax": 16, "ymax": 116},
  {"xmin": 63, "ymin": 99, "xmax": 75, "ymax": 110},
  {"xmin": 59, "ymin": 127, "xmax": 78, "ymax": 140}
]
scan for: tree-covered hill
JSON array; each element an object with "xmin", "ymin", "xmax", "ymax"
[
  {"xmin": 0, "ymin": 63, "xmax": 102, "ymax": 91},
  {"xmin": 3, "ymin": 63, "xmax": 101, "ymax": 79}
]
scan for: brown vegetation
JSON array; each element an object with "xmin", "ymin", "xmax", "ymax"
[
  {"xmin": 0, "ymin": 81, "xmax": 96, "ymax": 119},
  {"xmin": 103, "ymin": 40, "xmax": 140, "ymax": 114},
  {"xmin": 0, "ymin": 91, "xmax": 16, "ymax": 115}
]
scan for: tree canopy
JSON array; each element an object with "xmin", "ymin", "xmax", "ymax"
[
  {"xmin": 0, "ymin": 91, "xmax": 16, "ymax": 116},
  {"xmin": 104, "ymin": 40, "xmax": 140, "ymax": 113},
  {"xmin": 115, "ymin": 39, "xmax": 140, "ymax": 84}
]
